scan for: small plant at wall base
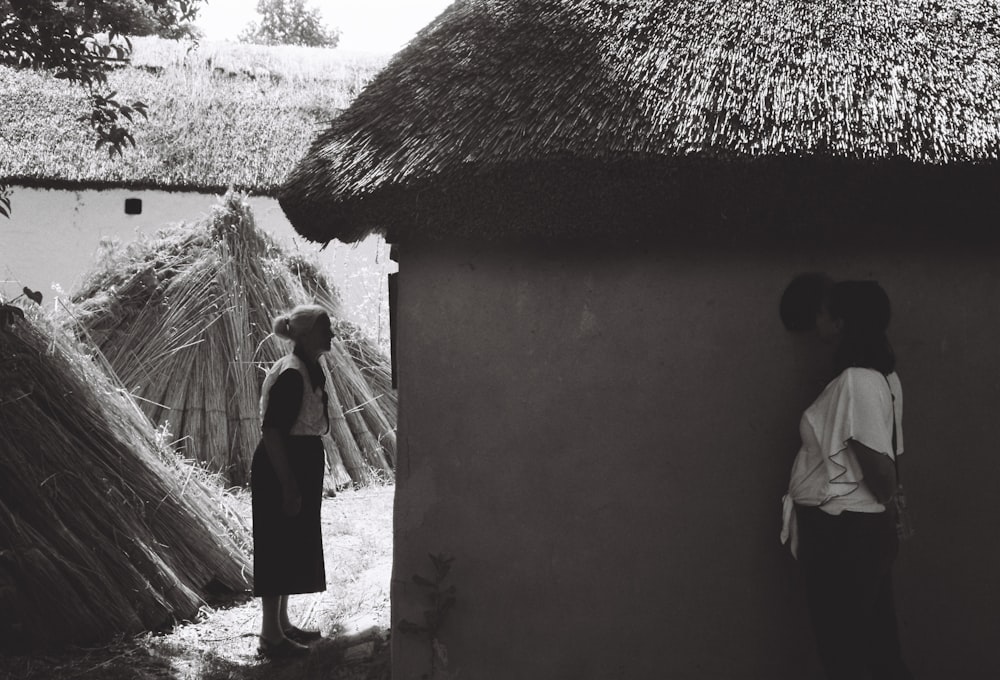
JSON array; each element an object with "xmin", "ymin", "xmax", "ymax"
[
  {"xmin": 0, "ymin": 184, "xmax": 10, "ymax": 218},
  {"xmin": 398, "ymin": 553, "xmax": 459, "ymax": 680}
]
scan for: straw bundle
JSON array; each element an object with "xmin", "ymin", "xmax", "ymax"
[
  {"xmin": 337, "ymin": 320, "xmax": 398, "ymax": 418},
  {"xmin": 0, "ymin": 308, "xmax": 251, "ymax": 648},
  {"xmin": 65, "ymin": 192, "xmax": 396, "ymax": 487}
]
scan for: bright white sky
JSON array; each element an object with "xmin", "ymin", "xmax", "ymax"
[{"xmin": 194, "ymin": 0, "xmax": 454, "ymax": 54}]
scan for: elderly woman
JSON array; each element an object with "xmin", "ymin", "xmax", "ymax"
[
  {"xmin": 781, "ymin": 280, "xmax": 913, "ymax": 680},
  {"xmin": 252, "ymin": 304, "xmax": 334, "ymax": 658}
]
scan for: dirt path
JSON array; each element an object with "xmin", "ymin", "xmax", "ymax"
[{"xmin": 0, "ymin": 486, "xmax": 394, "ymax": 680}]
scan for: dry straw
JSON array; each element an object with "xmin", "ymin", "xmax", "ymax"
[
  {"xmin": 0, "ymin": 307, "xmax": 251, "ymax": 648},
  {"xmin": 0, "ymin": 36, "xmax": 389, "ymax": 193},
  {"xmin": 63, "ymin": 192, "xmax": 396, "ymax": 487},
  {"xmin": 278, "ymin": 0, "xmax": 1000, "ymax": 243}
]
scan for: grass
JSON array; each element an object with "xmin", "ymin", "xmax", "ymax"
[
  {"xmin": 128, "ymin": 37, "xmax": 389, "ymax": 85},
  {"xmin": 0, "ymin": 37, "xmax": 389, "ymax": 193},
  {"xmin": 0, "ymin": 483, "xmax": 394, "ymax": 680}
]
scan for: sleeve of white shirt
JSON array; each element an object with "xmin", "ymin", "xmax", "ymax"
[{"xmin": 815, "ymin": 368, "xmax": 896, "ymax": 462}]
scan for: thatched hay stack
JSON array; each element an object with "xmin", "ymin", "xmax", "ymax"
[
  {"xmin": 64, "ymin": 193, "xmax": 396, "ymax": 487},
  {"xmin": 278, "ymin": 0, "xmax": 1000, "ymax": 245},
  {"xmin": 0, "ymin": 308, "xmax": 251, "ymax": 649}
]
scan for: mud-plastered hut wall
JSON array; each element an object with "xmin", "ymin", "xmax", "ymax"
[{"xmin": 388, "ymin": 236, "xmax": 998, "ymax": 679}]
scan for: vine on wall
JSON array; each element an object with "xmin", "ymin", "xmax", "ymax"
[{"xmin": 398, "ymin": 553, "xmax": 458, "ymax": 679}]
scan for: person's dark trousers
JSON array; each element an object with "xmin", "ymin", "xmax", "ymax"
[{"xmin": 796, "ymin": 506, "xmax": 914, "ymax": 680}]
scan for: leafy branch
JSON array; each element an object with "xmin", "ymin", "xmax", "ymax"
[
  {"xmin": 398, "ymin": 553, "xmax": 458, "ymax": 679},
  {"xmin": 1, "ymin": 286, "xmax": 42, "ymax": 328},
  {"xmin": 80, "ymin": 90, "xmax": 149, "ymax": 156}
]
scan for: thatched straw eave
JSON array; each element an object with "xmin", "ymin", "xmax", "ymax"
[
  {"xmin": 282, "ymin": 154, "xmax": 1000, "ymax": 246},
  {"xmin": 279, "ymin": 0, "xmax": 1000, "ymax": 244},
  {"xmin": 0, "ymin": 175, "xmax": 283, "ymax": 198}
]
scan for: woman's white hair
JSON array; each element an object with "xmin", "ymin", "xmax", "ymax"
[{"xmin": 272, "ymin": 304, "xmax": 330, "ymax": 342}]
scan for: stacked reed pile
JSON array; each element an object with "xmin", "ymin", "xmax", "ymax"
[
  {"xmin": 0, "ymin": 306, "xmax": 251, "ymax": 648},
  {"xmin": 64, "ymin": 193, "xmax": 395, "ymax": 487}
]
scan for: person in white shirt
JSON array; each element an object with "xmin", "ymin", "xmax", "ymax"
[{"xmin": 781, "ymin": 280, "xmax": 912, "ymax": 680}]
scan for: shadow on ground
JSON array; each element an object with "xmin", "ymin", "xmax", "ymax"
[
  {"xmin": 189, "ymin": 627, "xmax": 390, "ymax": 680},
  {"xmin": 0, "ymin": 627, "xmax": 390, "ymax": 680}
]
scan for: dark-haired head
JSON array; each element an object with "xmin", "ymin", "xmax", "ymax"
[
  {"xmin": 780, "ymin": 272, "xmax": 835, "ymax": 332},
  {"xmin": 823, "ymin": 281, "xmax": 896, "ymax": 375}
]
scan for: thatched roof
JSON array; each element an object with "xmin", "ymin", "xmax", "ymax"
[
  {"xmin": 0, "ymin": 309, "xmax": 251, "ymax": 648},
  {"xmin": 0, "ymin": 37, "xmax": 386, "ymax": 194},
  {"xmin": 279, "ymin": 0, "xmax": 1000, "ymax": 244},
  {"xmin": 64, "ymin": 193, "xmax": 396, "ymax": 487}
]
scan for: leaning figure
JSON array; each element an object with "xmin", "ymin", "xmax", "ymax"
[{"xmin": 781, "ymin": 279, "xmax": 913, "ymax": 680}]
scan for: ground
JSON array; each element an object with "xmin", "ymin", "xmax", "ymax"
[{"xmin": 0, "ymin": 485, "xmax": 394, "ymax": 680}]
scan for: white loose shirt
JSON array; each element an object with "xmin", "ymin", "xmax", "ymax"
[{"xmin": 781, "ymin": 367, "xmax": 903, "ymax": 557}]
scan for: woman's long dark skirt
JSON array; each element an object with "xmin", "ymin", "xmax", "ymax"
[
  {"xmin": 796, "ymin": 506, "xmax": 912, "ymax": 680},
  {"xmin": 251, "ymin": 435, "xmax": 326, "ymax": 597}
]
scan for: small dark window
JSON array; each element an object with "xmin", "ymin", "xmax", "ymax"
[{"xmin": 124, "ymin": 198, "xmax": 143, "ymax": 215}]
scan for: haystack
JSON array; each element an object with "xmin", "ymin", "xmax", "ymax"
[
  {"xmin": 63, "ymin": 193, "xmax": 396, "ymax": 487},
  {"xmin": 0, "ymin": 307, "xmax": 252, "ymax": 649}
]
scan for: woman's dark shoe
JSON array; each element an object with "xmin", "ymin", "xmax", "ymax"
[
  {"xmin": 257, "ymin": 635, "xmax": 310, "ymax": 659},
  {"xmin": 283, "ymin": 625, "xmax": 323, "ymax": 643}
]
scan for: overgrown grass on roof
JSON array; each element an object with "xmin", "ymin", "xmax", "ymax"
[
  {"xmin": 0, "ymin": 37, "xmax": 389, "ymax": 193},
  {"xmin": 128, "ymin": 35, "xmax": 389, "ymax": 84}
]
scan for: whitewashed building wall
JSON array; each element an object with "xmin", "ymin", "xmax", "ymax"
[{"xmin": 0, "ymin": 186, "xmax": 393, "ymax": 344}]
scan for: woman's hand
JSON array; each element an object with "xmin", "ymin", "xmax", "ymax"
[
  {"xmin": 848, "ymin": 439, "xmax": 897, "ymax": 503},
  {"xmin": 282, "ymin": 484, "xmax": 302, "ymax": 516},
  {"xmin": 262, "ymin": 428, "xmax": 302, "ymax": 516}
]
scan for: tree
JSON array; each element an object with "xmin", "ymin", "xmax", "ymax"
[
  {"xmin": 2, "ymin": 0, "xmax": 201, "ymax": 155},
  {"xmin": 98, "ymin": 0, "xmax": 205, "ymax": 40},
  {"xmin": 0, "ymin": 0, "xmax": 201, "ymax": 217},
  {"xmin": 239, "ymin": 0, "xmax": 339, "ymax": 49}
]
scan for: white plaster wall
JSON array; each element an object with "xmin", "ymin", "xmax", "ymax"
[{"xmin": 0, "ymin": 186, "xmax": 394, "ymax": 345}]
